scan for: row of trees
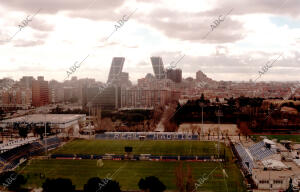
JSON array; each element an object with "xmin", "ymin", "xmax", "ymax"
[
  {"xmin": 12, "ymin": 122, "xmax": 52, "ymax": 139},
  {"xmin": 0, "ymin": 122, "xmax": 53, "ymax": 141},
  {"xmin": 0, "ymin": 172, "xmax": 166, "ymax": 192},
  {"xmin": 175, "ymin": 163, "xmax": 195, "ymax": 192},
  {"xmin": 85, "ymin": 106, "xmax": 164, "ymax": 133},
  {"xmin": 51, "ymin": 104, "xmax": 166, "ymax": 133},
  {"xmin": 167, "ymin": 95, "xmax": 300, "ymax": 132}
]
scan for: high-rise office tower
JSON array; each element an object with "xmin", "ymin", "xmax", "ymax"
[
  {"xmin": 83, "ymin": 86, "xmax": 121, "ymax": 110},
  {"xmin": 32, "ymin": 76, "xmax": 49, "ymax": 107},
  {"xmin": 120, "ymin": 72, "xmax": 129, "ymax": 82},
  {"xmin": 107, "ymin": 57, "xmax": 125, "ymax": 84},
  {"xmin": 20, "ymin": 76, "xmax": 34, "ymax": 89},
  {"xmin": 150, "ymin": 57, "xmax": 165, "ymax": 79},
  {"xmin": 166, "ymin": 68, "xmax": 182, "ymax": 83}
]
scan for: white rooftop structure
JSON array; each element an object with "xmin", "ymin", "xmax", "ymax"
[
  {"xmin": 293, "ymin": 159, "xmax": 300, "ymax": 167},
  {"xmin": 1, "ymin": 114, "xmax": 85, "ymax": 124},
  {"xmin": 263, "ymin": 138, "xmax": 276, "ymax": 145},
  {"xmin": 0, "ymin": 114, "xmax": 86, "ymax": 130},
  {"xmin": 262, "ymin": 159, "xmax": 288, "ymax": 170}
]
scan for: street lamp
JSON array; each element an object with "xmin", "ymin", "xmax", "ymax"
[
  {"xmin": 87, "ymin": 102, "xmax": 92, "ymax": 139},
  {"xmin": 215, "ymin": 108, "xmax": 223, "ymax": 158},
  {"xmin": 199, "ymin": 102, "xmax": 205, "ymax": 140},
  {"xmin": 42, "ymin": 109, "xmax": 48, "ymax": 156}
]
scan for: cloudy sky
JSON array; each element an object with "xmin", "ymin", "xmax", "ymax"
[{"xmin": 0, "ymin": 0, "xmax": 300, "ymax": 83}]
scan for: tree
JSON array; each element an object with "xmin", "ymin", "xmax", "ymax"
[
  {"xmin": 163, "ymin": 104, "xmax": 178, "ymax": 132},
  {"xmin": 153, "ymin": 106, "xmax": 164, "ymax": 124},
  {"xmin": 13, "ymin": 122, "xmax": 20, "ymax": 130},
  {"xmin": 42, "ymin": 178, "xmax": 75, "ymax": 192},
  {"xmin": 18, "ymin": 127, "xmax": 28, "ymax": 138},
  {"xmin": 51, "ymin": 106, "xmax": 63, "ymax": 114},
  {"xmin": 191, "ymin": 125, "xmax": 197, "ymax": 135},
  {"xmin": 163, "ymin": 121, "xmax": 178, "ymax": 132},
  {"xmin": 93, "ymin": 107, "xmax": 102, "ymax": 132},
  {"xmin": 0, "ymin": 171, "xmax": 27, "ymax": 191},
  {"xmin": 84, "ymin": 177, "xmax": 121, "ymax": 192},
  {"xmin": 200, "ymin": 93, "xmax": 205, "ymax": 102},
  {"xmin": 208, "ymin": 128, "xmax": 211, "ymax": 140},
  {"xmin": 285, "ymin": 178, "xmax": 293, "ymax": 192},
  {"xmin": 175, "ymin": 163, "xmax": 185, "ymax": 192},
  {"xmin": 226, "ymin": 97, "xmax": 235, "ymax": 107},
  {"xmin": 33, "ymin": 126, "xmax": 50, "ymax": 139},
  {"xmin": 186, "ymin": 165, "xmax": 195, "ymax": 192},
  {"xmin": 175, "ymin": 164, "xmax": 196, "ymax": 192},
  {"xmin": 197, "ymin": 126, "xmax": 202, "ymax": 140},
  {"xmin": 33, "ymin": 127, "xmax": 44, "ymax": 139},
  {"xmin": 138, "ymin": 176, "xmax": 166, "ymax": 192},
  {"xmin": 100, "ymin": 118, "xmax": 114, "ymax": 131}
]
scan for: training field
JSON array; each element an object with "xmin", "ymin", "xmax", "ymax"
[
  {"xmin": 251, "ymin": 134, "xmax": 300, "ymax": 143},
  {"xmin": 52, "ymin": 139, "xmax": 232, "ymax": 157},
  {"xmin": 19, "ymin": 159, "xmax": 245, "ymax": 191}
]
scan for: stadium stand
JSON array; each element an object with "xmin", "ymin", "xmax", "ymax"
[
  {"xmin": 0, "ymin": 137, "xmax": 39, "ymax": 153},
  {"xmin": 234, "ymin": 143, "xmax": 255, "ymax": 174},
  {"xmin": 0, "ymin": 137, "xmax": 61, "ymax": 172},
  {"xmin": 0, "ymin": 142, "xmax": 44, "ymax": 171},
  {"xmin": 248, "ymin": 141, "xmax": 275, "ymax": 161},
  {"xmin": 42, "ymin": 137, "xmax": 61, "ymax": 150}
]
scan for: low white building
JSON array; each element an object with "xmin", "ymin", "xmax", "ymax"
[{"xmin": 0, "ymin": 114, "xmax": 86, "ymax": 136}]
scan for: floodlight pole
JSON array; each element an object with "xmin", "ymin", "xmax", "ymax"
[
  {"xmin": 44, "ymin": 111, "xmax": 47, "ymax": 156},
  {"xmin": 199, "ymin": 102, "xmax": 205, "ymax": 140},
  {"xmin": 89, "ymin": 103, "xmax": 91, "ymax": 139},
  {"xmin": 216, "ymin": 107, "xmax": 223, "ymax": 158}
]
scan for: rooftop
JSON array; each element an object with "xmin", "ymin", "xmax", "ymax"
[{"xmin": 1, "ymin": 114, "xmax": 86, "ymax": 124}]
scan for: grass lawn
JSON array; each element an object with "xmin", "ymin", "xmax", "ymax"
[
  {"xmin": 19, "ymin": 159, "xmax": 245, "ymax": 191},
  {"xmin": 251, "ymin": 134, "xmax": 300, "ymax": 143},
  {"xmin": 52, "ymin": 139, "xmax": 232, "ymax": 157}
]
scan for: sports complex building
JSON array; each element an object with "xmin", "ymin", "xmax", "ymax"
[
  {"xmin": 0, "ymin": 114, "xmax": 86, "ymax": 136},
  {"xmin": 232, "ymin": 138, "xmax": 300, "ymax": 191}
]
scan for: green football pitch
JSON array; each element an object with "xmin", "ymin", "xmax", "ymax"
[
  {"xmin": 19, "ymin": 159, "xmax": 245, "ymax": 191},
  {"xmin": 17, "ymin": 140, "xmax": 245, "ymax": 191},
  {"xmin": 52, "ymin": 139, "xmax": 232, "ymax": 157}
]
